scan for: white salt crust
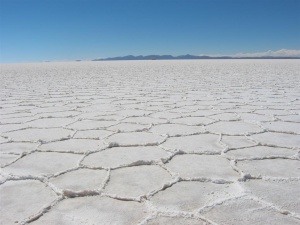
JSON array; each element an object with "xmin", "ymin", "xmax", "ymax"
[{"xmin": 0, "ymin": 60, "xmax": 299, "ymax": 225}]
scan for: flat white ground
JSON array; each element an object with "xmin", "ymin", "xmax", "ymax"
[{"xmin": 0, "ymin": 60, "xmax": 299, "ymax": 225}]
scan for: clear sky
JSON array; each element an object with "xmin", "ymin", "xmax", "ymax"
[{"xmin": 0, "ymin": 0, "xmax": 300, "ymax": 63}]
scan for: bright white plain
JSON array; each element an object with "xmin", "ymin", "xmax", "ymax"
[{"xmin": 0, "ymin": 60, "xmax": 300, "ymax": 225}]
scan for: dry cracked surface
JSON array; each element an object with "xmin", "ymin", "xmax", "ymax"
[{"xmin": 0, "ymin": 60, "xmax": 299, "ymax": 225}]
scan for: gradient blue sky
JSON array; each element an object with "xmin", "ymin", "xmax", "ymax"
[{"xmin": 1, "ymin": 0, "xmax": 300, "ymax": 63}]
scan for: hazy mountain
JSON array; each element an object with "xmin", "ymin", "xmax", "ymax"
[{"xmin": 92, "ymin": 54, "xmax": 299, "ymax": 61}]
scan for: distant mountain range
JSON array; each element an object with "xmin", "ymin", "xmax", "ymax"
[{"xmin": 92, "ymin": 54, "xmax": 300, "ymax": 61}]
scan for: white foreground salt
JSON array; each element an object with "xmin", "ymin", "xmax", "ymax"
[{"xmin": 0, "ymin": 60, "xmax": 299, "ymax": 224}]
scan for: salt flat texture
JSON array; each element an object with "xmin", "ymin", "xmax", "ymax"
[{"xmin": 0, "ymin": 60, "xmax": 299, "ymax": 225}]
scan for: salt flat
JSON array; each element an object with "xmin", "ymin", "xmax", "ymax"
[{"xmin": 0, "ymin": 60, "xmax": 299, "ymax": 225}]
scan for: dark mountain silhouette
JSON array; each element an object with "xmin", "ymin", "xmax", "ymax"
[{"xmin": 92, "ymin": 54, "xmax": 299, "ymax": 61}]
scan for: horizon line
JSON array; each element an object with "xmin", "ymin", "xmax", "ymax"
[{"xmin": 1, "ymin": 49, "xmax": 300, "ymax": 64}]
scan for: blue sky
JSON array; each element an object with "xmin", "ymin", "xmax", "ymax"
[{"xmin": 0, "ymin": 0, "xmax": 300, "ymax": 63}]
